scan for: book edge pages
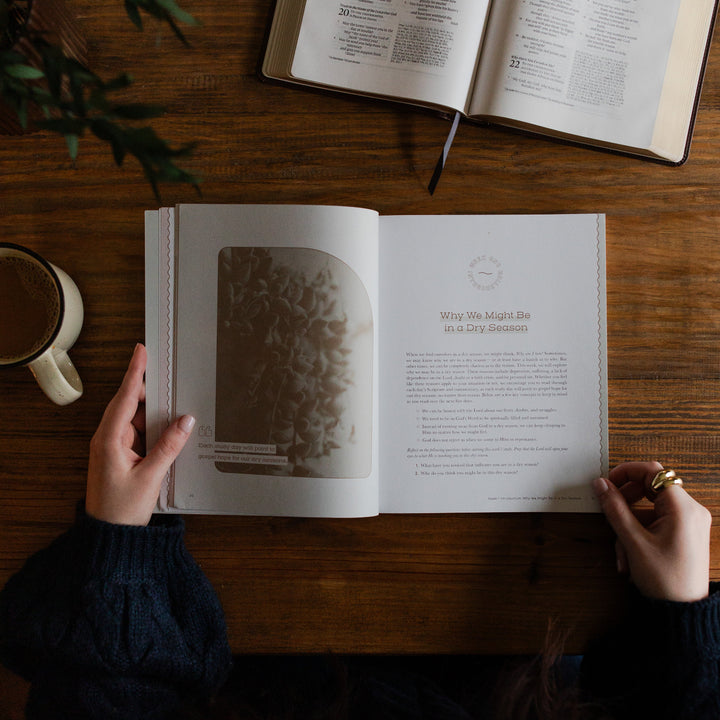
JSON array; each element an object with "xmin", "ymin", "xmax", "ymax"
[
  {"xmin": 146, "ymin": 207, "xmax": 176, "ymax": 513},
  {"xmin": 649, "ymin": 0, "xmax": 719, "ymax": 162}
]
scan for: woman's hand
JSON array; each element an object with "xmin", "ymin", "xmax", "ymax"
[
  {"xmin": 86, "ymin": 344, "xmax": 195, "ymax": 526},
  {"xmin": 593, "ymin": 461, "xmax": 712, "ymax": 602}
]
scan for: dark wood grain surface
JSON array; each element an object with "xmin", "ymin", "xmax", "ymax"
[{"xmin": 1, "ymin": 0, "xmax": 719, "ymax": 656}]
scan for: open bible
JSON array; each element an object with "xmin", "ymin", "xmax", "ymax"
[
  {"xmin": 262, "ymin": 0, "xmax": 718, "ymax": 164},
  {"xmin": 145, "ymin": 205, "xmax": 607, "ymax": 517}
]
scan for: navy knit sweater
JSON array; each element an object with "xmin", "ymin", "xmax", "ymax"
[
  {"xmin": 580, "ymin": 581, "xmax": 720, "ymax": 719},
  {"xmin": 2, "ymin": 507, "xmax": 720, "ymax": 719},
  {"xmin": 0, "ymin": 506, "xmax": 232, "ymax": 719}
]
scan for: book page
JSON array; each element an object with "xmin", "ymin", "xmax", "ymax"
[
  {"xmin": 469, "ymin": 0, "xmax": 682, "ymax": 151},
  {"xmin": 169, "ymin": 205, "xmax": 380, "ymax": 517},
  {"xmin": 650, "ymin": 0, "xmax": 717, "ymax": 160},
  {"xmin": 145, "ymin": 208, "xmax": 176, "ymax": 510},
  {"xmin": 290, "ymin": 0, "xmax": 491, "ymax": 111},
  {"xmin": 145, "ymin": 209, "xmax": 162, "ymax": 454},
  {"xmin": 378, "ymin": 214, "xmax": 607, "ymax": 513}
]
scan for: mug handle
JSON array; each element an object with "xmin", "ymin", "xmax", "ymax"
[{"xmin": 28, "ymin": 348, "xmax": 83, "ymax": 406}]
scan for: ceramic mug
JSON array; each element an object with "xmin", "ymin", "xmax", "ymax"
[{"xmin": 0, "ymin": 243, "xmax": 84, "ymax": 405}]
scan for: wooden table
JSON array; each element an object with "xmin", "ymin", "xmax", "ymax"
[{"xmin": 1, "ymin": 0, "xmax": 720, "ymax": 659}]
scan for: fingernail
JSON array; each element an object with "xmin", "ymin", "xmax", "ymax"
[
  {"xmin": 179, "ymin": 414, "xmax": 196, "ymax": 434},
  {"xmin": 592, "ymin": 476, "xmax": 609, "ymax": 496}
]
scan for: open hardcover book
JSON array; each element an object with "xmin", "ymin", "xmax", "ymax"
[
  {"xmin": 262, "ymin": 0, "xmax": 718, "ymax": 164},
  {"xmin": 145, "ymin": 205, "xmax": 607, "ymax": 517}
]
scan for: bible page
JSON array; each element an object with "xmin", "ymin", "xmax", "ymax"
[
  {"xmin": 468, "ymin": 0, "xmax": 683, "ymax": 153},
  {"xmin": 290, "ymin": 0, "xmax": 491, "ymax": 111},
  {"xmin": 378, "ymin": 214, "xmax": 607, "ymax": 513},
  {"xmin": 168, "ymin": 204, "xmax": 380, "ymax": 517}
]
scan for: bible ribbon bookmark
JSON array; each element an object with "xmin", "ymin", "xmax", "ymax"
[{"xmin": 428, "ymin": 112, "xmax": 461, "ymax": 195}]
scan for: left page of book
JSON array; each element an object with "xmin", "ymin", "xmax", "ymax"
[
  {"xmin": 286, "ymin": 0, "xmax": 492, "ymax": 111},
  {"xmin": 154, "ymin": 204, "xmax": 381, "ymax": 517}
]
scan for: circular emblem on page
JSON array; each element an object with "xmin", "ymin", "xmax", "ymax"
[{"xmin": 467, "ymin": 255, "xmax": 503, "ymax": 291}]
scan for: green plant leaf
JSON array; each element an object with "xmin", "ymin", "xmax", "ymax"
[
  {"xmin": 99, "ymin": 73, "xmax": 134, "ymax": 93},
  {"xmin": 64, "ymin": 133, "xmax": 79, "ymax": 160},
  {"xmin": 153, "ymin": 0, "xmax": 199, "ymax": 26},
  {"xmin": 1, "ymin": 0, "xmax": 201, "ymax": 200},
  {"xmin": 89, "ymin": 117, "xmax": 121, "ymax": 142},
  {"xmin": 41, "ymin": 49, "xmax": 63, "ymax": 100},
  {"xmin": 160, "ymin": 15, "xmax": 188, "ymax": 45},
  {"xmin": 0, "ymin": 49, "xmax": 29, "ymax": 65},
  {"xmin": 111, "ymin": 140, "xmax": 126, "ymax": 166},
  {"xmin": 4, "ymin": 64, "xmax": 44, "ymax": 80},
  {"xmin": 89, "ymin": 118, "xmax": 127, "ymax": 165},
  {"xmin": 65, "ymin": 58, "xmax": 99, "ymax": 85},
  {"xmin": 124, "ymin": 0, "xmax": 143, "ymax": 29},
  {"xmin": 88, "ymin": 88, "xmax": 109, "ymax": 113},
  {"xmin": 68, "ymin": 75, "xmax": 87, "ymax": 116},
  {"xmin": 39, "ymin": 117, "xmax": 85, "ymax": 135},
  {"xmin": 124, "ymin": 0, "xmax": 199, "ymax": 45},
  {"xmin": 16, "ymin": 97, "xmax": 27, "ymax": 128}
]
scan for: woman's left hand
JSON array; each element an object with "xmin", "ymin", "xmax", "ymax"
[{"xmin": 86, "ymin": 343, "xmax": 195, "ymax": 526}]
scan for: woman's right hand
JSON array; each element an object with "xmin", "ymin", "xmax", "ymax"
[{"xmin": 593, "ymin": 461, "xmax": 712, "ymax": 602}]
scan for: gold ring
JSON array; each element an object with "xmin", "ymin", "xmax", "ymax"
[{"xmin": 649, "ymin": 469, "xmax": 684, "ymax": 499}]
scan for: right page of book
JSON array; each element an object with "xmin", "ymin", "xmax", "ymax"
[
  {"xmin": 289, "ymin": 0, "xmax": 492, "ymax": 111},
  {"xmin": 468, "ymin": 0, "xmax": 695, "ymax": 159},
  {"xmin": 378, "ymin": 214, "xmax": 607, "ymax": 513}
]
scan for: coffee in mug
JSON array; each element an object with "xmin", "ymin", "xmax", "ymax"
[{"xmin": 0, "ymin": 243, "xmax": 83, "ymax": 405}]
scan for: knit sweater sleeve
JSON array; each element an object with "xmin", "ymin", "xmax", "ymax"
[
  {"xmin": 0, "ymin": 505, "xmax": 232, "ymax": 720},
  {"xmin": 581, "ymin": 582, "xmax": 720, "ymax": 719}
]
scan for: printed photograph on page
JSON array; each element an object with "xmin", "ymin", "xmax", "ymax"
[{"xmin": 214, "ymin": 246, "xmax": 373, "ymax": 479}]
